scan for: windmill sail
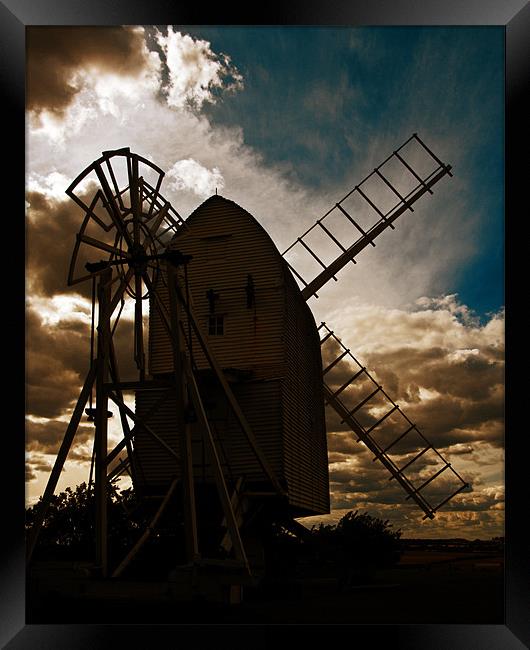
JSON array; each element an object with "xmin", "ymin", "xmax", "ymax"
[
  {"xmin": 319, "ymin": 323, "xmax": 469, "ymax": 519},
  {"xmin": 280, "ymin": 134, "xmax": 469, "ymax": 516},
  {"xmin": 281, "ymin": 133, "xmax": 452, "ymax": 300}
]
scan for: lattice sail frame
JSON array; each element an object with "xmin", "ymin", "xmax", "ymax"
[
  {"xmin": 318, "ymin": 324, "xmax": 470, "ymax": 520},
  {"xmin": 282, "ymin": 133, "xmax": 453, "ymax": 301}
]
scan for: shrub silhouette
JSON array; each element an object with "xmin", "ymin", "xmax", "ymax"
[
  {"xmin": 311, "ymin": 510, "xmax": 402, "ymax": 585},
  {"xmin": 27, "ymin": 486, "xmax": 402, "ymax": 585}
]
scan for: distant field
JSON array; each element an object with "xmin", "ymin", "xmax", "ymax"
[
  {"xmin": 398, "ymin": 548, "xmax": 504, "ymax": 567},
  {"xmin": 27, "ymin": 546, "xmax": 504, "ymax": 625}
]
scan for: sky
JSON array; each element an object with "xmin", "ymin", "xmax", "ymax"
[{"xmin": 25, "ymin": 26, "xmax": 504, "ymax": 539}]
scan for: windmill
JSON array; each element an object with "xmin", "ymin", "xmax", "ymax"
[{"xmin": 26, "ymin": 134, "xmax": 470, "ymax": 599}]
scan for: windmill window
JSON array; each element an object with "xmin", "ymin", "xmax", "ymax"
[{"xmin": 208, "ymin": 315, "xmax": 224, "ymax": 335}]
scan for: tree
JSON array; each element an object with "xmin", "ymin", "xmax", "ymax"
[{"xmin": 25, "ymin": 482, "xmax": 140, "ymax": 562}]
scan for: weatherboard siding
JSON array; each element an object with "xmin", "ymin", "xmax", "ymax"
[
  {"xmin": 149, "ymin": 197, "xmax": 285, "ymax": 375},
  {"xmin": 137, "ymin": 195, "xmax": 329, "ymax": 515},
  {"xmin": 133, "ymin": 381, "xmax": 284, "ymax": 490},
  {"xmin": 282, "ymin": 268, "xmax": 329, "ymax": 513},
  {"xmin": 134, "ymin": 388, "xmax": 181, "ymax": 489}
]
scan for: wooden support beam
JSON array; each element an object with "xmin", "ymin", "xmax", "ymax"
[
  {"xmin": 95, "ymin": 269, "xmax": 112, "ymax": 577},
  {"xmin": 185, "ymin": 359, "xmax": 249, "ymax": 570},
  {"xmin": 112, "ymin": 476, "xmax": 179, "ymax": 578},
  {"xmin": 174, "ymin": 282, "xmax": 286, "ymax": 498},
  {"xmin": 108, "ymin": 338, "xmax": 139, "ymax": 487},
  {"xmin": 134, "ymin": 273, "xmax": 146, "ymax": 379},
  {"xmin": 167, "ymin": 264, "xmax": 199, "ymax": 563},
  {"xmin": 107, "ymin": 391, "xmax": 180, "ymax": 462}
]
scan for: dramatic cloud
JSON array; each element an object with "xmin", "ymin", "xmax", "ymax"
[
  {"xmin": 26, "ymin": 298, "xmax": 139, "ymax": 420},
  {"xmin": 25, "ymin": 418, "xmax": 94, "ymax": 455},
  {"xmin": 26, "ymin": 190, "xmax": 87, "ymax": 298},
  {"xmin": 26, "ymin": 171, "xmax": 73, "ymax": 200},
  {"xmin": 26, "ymin": 26, "xmax": 152, "ymax": 117},
  {"xmin": 26, "ymin": 306, "xmax": 91, "ymax": 419},
  {"xmin": 309, "ymin": 294, "xmax": 504, "ymax": 536},
  {"xmin": 166, "ymin": 159, "xmax": 225, "ymax": 197},
  {"xmin": 25, "ymin": 457, "xmax": 53, "ymax": 483},
  {"xmin": 155, "ymin": 28, "xmax": 243, "ymax": 109}
]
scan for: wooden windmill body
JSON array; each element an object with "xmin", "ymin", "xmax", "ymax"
[
  {"xmin": 27, "ymin": 135, "xmax": 470, "ymax": 592},
  {"xmin": 136, "ymin": 195, "xmax": 329, "ymax": 517}
]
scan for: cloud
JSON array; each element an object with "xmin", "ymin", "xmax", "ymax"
[
  {"xmin": 415, "ymin": 294, "xmax": 481, "ymax": 326},
  {"xmin": 166, "ymin": 159, "xmax": 225, "ymax": 197},
  {"xmin": 323, "ymin": 294, "xmax": 503, "ymax": 358},
  {"xmin": 303, "ymin": 443, "xmax": 504, "ymax": 539},
  {"xmin": 315, "ymin": 294, "xmax": 503, "ymax": 534},
  {"xmin": 155, "ymin": 27, "xmax": 243, "ymax": 110},
  {"xmin": 25, "ymin": 296, "xmax": 139, "ymax": 420},
  {"xmin": 26, "ymin": 26, "xmax": 325, "ymax": 235},
  {"xmin": 303, "ymin": 73, "xmax": 362, "ymax": 123},
  {"xmin": 27, "ymin": 294, "xmax": 92, "ymax": 328},
  {"xmin": 25, "ymin": 456, "xmax": 53, "ymax": 483},
  {"xmin": 26, "ymin": 26, "xmax": 152, "ymax": 117},
  {"xmin": 26, "ymin": 190, "xmax": 91, "ymax": 299},
  {"xmin": 26, "ymin": 418, "xmax": 93, "ymax": 455},
  {"xmin": 26, "ymin": 172, "xmax": 73, "ymax": 201},
  {"xmin": 26, "ymin": 183, "xmax": 164, "ymax": 308},
  {"xmin": 25, "ymin": 307, "xmax": 91, "ymax": 419}
]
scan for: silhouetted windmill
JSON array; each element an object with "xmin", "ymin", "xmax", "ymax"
[{"xmin": 27, "ymin": 134, "xmax": 470, "ymax": 598}]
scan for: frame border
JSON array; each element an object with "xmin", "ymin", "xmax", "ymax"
[{"xmin": 5, "ymin": 1, "xmax": 528, "ymax": 647}]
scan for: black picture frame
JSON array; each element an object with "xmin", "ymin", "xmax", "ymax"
[{"xmin": 5, "ymin": 1, "xmax": 528, "ymax": 647}]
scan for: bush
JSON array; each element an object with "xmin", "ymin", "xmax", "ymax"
[{"xmin": 310, "ymin": 510, "xmax": 402, "ymax": 585}]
